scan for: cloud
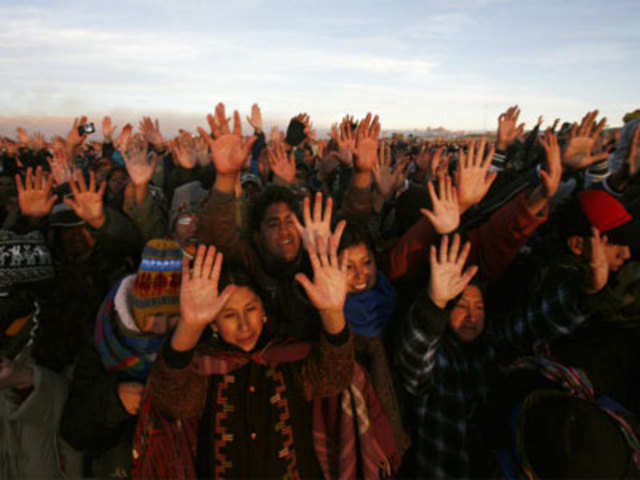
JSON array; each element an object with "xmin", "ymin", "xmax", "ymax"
[
  {"xmin": 497, "ymin": 42, "xmax": 634, "ymax": 67},
  {"xmin": 0, "ymin": 0, "xmax": 637, "ymax": 130}
]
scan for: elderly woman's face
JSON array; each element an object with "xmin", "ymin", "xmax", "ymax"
[
  {"xmin": 212, "ymin": 286, "xmax": 265, "ymax": 352},
  {"xmin": 342, "ymin": 243, "xmax": 377, "ymax": 294}
]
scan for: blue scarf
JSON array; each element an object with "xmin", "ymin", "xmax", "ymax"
[{"xmin": 343, "ymin": 272, "xmax": 397, "ymax": 338}]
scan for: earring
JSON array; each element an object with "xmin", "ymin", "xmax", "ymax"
[
  {"xmin": 262, "ymin": 316, "xmax": 268, "ymax": 324},
  {"xmin": 210, "ymin": 324, "xmax": 219, "ymax": 341}
]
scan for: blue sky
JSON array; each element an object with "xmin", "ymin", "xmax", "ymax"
[{"xmin": 0, "ymin": 0, "xmax": 638, "ymax": 135}]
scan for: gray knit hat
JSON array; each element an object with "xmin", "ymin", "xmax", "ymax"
[
  {"xmin": 49, "ymin": 202, "xmax": 85, "ymax": 228},
  {"xmin": 169, "ymin": 181, "xmax": 207, "ymax": 231},
  {"xmin": 0, "ymin": 230, "xmax": 55, "ymax": 290}
]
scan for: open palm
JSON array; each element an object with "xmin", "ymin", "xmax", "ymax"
[
  {"xmin": 421, "ymin": 175, "xmax": 460, "ymax": 234},
  {"xmin": 180, "ymin": 245, "xmax": 236, "ymax": 328},
  {"xmin": 355, "ymin": 113, "xmax": 380, "ymax": 172},
  {"xmin": 295, "ymin": 233, "xmax": 347, "ymax": 313},
  {"xmin": 15, "ymin": 166, "xmax": 57, "ymax": 219},
  {"xmin": 455, "ymin": 138, "xmax": 497, "ymax": 212},
  {"xmin": 64, "ymin": 171, "xmax": 106, "ymax": 228},
  {"xmin": 198, "ymin": 103, "xmax": 255, "ymax": 175},
  {"xmin": 123, "ymin": 138, "xmax": 156, "ymax": 186},
  {"xmin": 294, "ymin": 192, "xmax": 346, "ymax": 256},
  {"xmin": 428, "ymin": 234, "xmax": 478, "ymax": 308}
]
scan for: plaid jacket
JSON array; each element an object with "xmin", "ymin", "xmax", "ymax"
[{"xmin": 396, "ymin": 280, "xmax": 591, "ymax": 478}]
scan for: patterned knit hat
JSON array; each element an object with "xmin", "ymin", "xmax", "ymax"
[
  {"xmin": 0, "ymin": 230, "xmax": 55, "ymax": 290},
  {"xmin": 131, "ymin": 239, "xmax": 182, "ymax": 330}
]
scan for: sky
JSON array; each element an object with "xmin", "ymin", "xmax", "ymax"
[{"xmin": 0, "ymin": 0, "xmax": 638, "ymax": 137}]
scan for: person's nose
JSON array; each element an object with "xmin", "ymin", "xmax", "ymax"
[{"xmin": 238, "ymin": 314, "xmax": 251, "ymax": 332}]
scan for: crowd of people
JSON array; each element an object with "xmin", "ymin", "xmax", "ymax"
[{"xmin": 1, "ymin": 102, "xmax": 640, "ymax": 479}]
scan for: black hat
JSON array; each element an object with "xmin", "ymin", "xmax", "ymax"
[{"xmin": 517, "ymin": 390, "xmax": 635, "ymax": 478}]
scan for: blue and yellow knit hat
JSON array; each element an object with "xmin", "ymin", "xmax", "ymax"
[{"xmin": 131, "ymin": 239, "xmax": 182, "ymax": 330}]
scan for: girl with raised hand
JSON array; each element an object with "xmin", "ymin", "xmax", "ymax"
[{"xmin": 136, "ymin": 230, "xmax": 358, "ymax": 478}]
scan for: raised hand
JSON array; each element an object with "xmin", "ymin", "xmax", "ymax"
[
  {"xmin": 584, "ymin": 227, "xmax": 609, "ymax": 294},
  {"xmin": 47, "ymin": 146, "xmax": 74, "ymax": 186},
  {"xmin": 15, "ymin": 166, "xmax": 57, "ymax": 219},
  {"xmin": 193, "ymin": 135, "xmax": 211, "ymax": 166},
  {"xmin": 355, "ymin": 113, "xmax": 380, "ymax": 172},
  {"xmin": 197, "ymin": 103, "xmax": 256, "ymax": 175},
  {"xmin": 179, "ymin": 245, "xmax": 236, "ymax": 329},
  {"xmin": 295, "ymin": 113, "xmax": 313, "ymax": 138},
  {"xmin": 538, "ymin": 129, "xmax": 563, "ymax": 198},
  {"xmin": 497, "ymin": 105, "xmax": 525, "ymax": 151},
  {"xmin": 373, "ymin": 142, "xmax": 409, "ymax": 200},
  {"xmin": 295, "ymin": 232, "xmax": 348, "ymax": 333},
  {"xmin": 102, "ymin": 116, "xmax": 117, "ymax": 142},
  {"xmin": 64, "ymin": 170, "xmax": 107, "ymax": 229},
  {"xmin": 138, "ymin": 117, "xmax": 165, "ymax": 150},
  {"xmin": 430, "ymin": 146, "xmax": 447, "ymax": 179},
  {"xmin": 67, "ymin": 116, "xmax": 89, "ymax": 150},
  {"xmin": 114, "ymin": 123, "xmax": 133, "ymax": 152},
  {"xmin": 562, "ymin": 110, "xmax": 608, "ymax": 170},
  {"xmin": 16, "ymin": 127, "xmax": 29, "ymax": 145},
  {"xmin": 329, "ymin": 116, "xmax": 356, "ymax": 165},
  {"xmin": 246, "ymin": 103, "xmax": 263, "ymax": 132},
  {"xmin": 30, "ymin": 131, "xmax": 46, "ymax": 151},
  {"xmin": 117, "ymin": 382, "xmax": 144, "ymax": 415},
  {"xmin": 122, "ymin": 136, "xmax": 156, "ymax": 186},
  {"xmin": 171, "ymin": 132, "xmax": 197, "ymax": 170},
  {"xmin": 455, "ymin": 138, "xmax": 497, "ymax": 212},
  {"xmin": 267, "ymin": 141, "xmax": 296, "ymax": 184},
  {"xmin": 421, "ymin": 175, "xmax": 460, "ymax": 234},
  {"xmin": 294, "ymin": 191, "xmax": 346, "ymax": 256},
  {"xmin": 428, "ymin": 234, "xmax": 478, "ymax": 309},
  {"xmin": 270, "ymin": 126, "xmax": 285, "ymax": 144}
]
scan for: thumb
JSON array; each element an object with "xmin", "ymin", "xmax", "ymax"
[
  {"xmin": 63, "ymin": 197, "xmax": 81, "ymax": 215},
  {"xmin": 485, "ymin": 170, "xmax": 498, "ymax": 189},
  {"xmin": 242, "ymin": 135, "xmax": 258, "ymax": 157},
  {"xmin": 46, "ymin": 195, "xmax": 58, "ymax": 212},
  {"xmin": 459, "ymin": 265, "xmax": 479, "ymax": 287},
  {"xmin": 591, "ymin": 151, "xmax": 610, "ymax": 163},
  {"xmin": 295, "ymin": 273, "xmax": 314, "ymax": 296},
  {"xmin": 420, "ymin": 208, "xmax": 437, "ymax": 226}
]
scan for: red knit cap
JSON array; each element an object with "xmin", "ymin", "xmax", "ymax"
[{"xmin": 577, "ymin": 190, "xmax": 632, "ymax": 233}]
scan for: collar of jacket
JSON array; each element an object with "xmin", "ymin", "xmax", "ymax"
[{"xmin": 192, "ymin": 337, "xmax": 312, "ymax": 376}]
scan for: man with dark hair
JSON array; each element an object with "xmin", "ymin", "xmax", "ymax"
[
  {"xmin": 248, "ymin": 185, "xmax": 301, "ymax": 263},
  {"xmin": 198, "ymin": 104, "xmax": 356, "ymax": 340}
]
